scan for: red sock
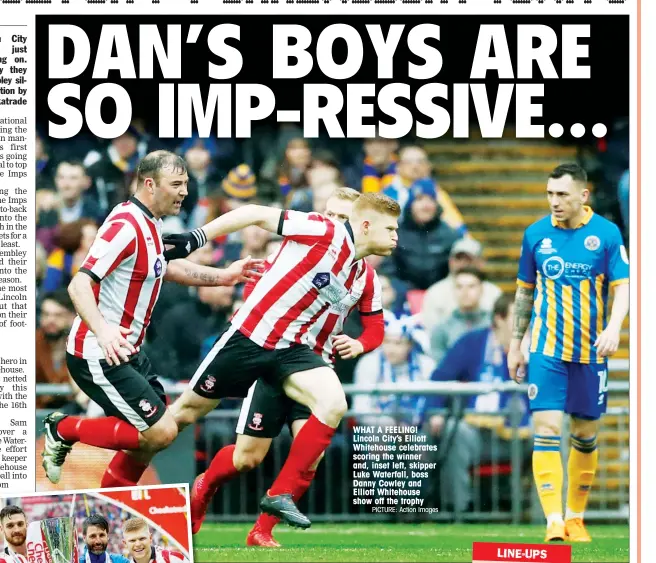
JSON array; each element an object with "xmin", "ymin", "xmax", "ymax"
[
  {"xmin": 257, "ymin": 469, "xmax": 317, "ymax": 533},
  {"xmin": 204, "ymin": 445, "xmax": 240, "ymax": 493},
  {"xmin": 268, "ymin": 415, "xmax": 334, "ymax": 496},
  {"xmin": 101, "ymin": 452, "xmax": 148, "ymax": 488},
  {"xmin": 57, "ymin": 416, "xmax": 140, "ymax": 451}
]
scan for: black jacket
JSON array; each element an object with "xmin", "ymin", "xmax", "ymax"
[{"xmin": 380, "ymin": 212, "xmax": 460, "ymax": 290}]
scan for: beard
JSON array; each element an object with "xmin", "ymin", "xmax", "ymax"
[
  {"xmin": 87, "ymin": 542, "xmax": 108, "ymax": 555},
  {"xmin": 43, "ymin": 328, "xmax": 68, "ymax": 342},
  {"xmin": 7, "ymin": 532, "xmax": 26, "ymax": 547}
]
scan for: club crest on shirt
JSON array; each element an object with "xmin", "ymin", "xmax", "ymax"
[
  {"xmin": 312, "ymin": 272, "xmax": 330, "ymax": 289},
  {"xmin": 584, "ymin": 235, "xmax": 601, "ymax": 251},
  {"xmin": 538, "ymin": 238, "xmax": 557, "ymax": 255},
  {"xmin": 528, "ymin": 384, "xmax": 538, "ymax": 400},
  {"xmin": 154, "ymin": 258, "xmax": 163, "ymax": 277}
]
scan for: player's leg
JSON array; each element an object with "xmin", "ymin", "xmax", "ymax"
[
  {"xmin": 170, "ymin": 325, "xmax": 269, "ymax": 431},
  {"xmin": 42, "ymin": 353, "xmax": 176, "ymax": 484},
  {"xmin": 527, "ymin": 353, "xmax": 569, "ymax": 541},
  {"xmin": 101, "ymin": 359, "xmax": 176, "ymax": 487},
  {"xmin": 259, "ymin": 347, "xmax": 346, "ymax": 528},
  {"xmin": 562, "ymin": 361, "xmax": 608, "ymax": 542},
  {"xmin": 192, "ymin": 379, "xmax": 284, "ymax": 535},
  {"xmin": 251, "ymin": 407, "xmax": 321, "ymax": 545}
]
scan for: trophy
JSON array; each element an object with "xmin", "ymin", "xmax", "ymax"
[{"xmin": 40, "ymin": 517, "xmax": 77, "ymax": 563}]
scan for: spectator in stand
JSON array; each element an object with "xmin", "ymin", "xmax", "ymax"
[
  {"xmin": 36, "ymin": 131, "xmax": 57, "ymax": 191},
  {"xmin": 189, "ymin": 164, "xmax": 260, "ymax": 233},
  {"xmin": 290, "ymin": 150, "xmax": 344, "ymax": 212},
  {"xmin": 422, "ymin": 294, "xmax": 532, "ymax": 513},
  {"xmin": 36, "ymin": 241, "xmax": 47, "ymax": 315},
  {"xmin": 36, "ymin": 289, "xmax": 84, "ymax": 412},
  {"xmin": 379, "ymin": 178, "xmax": 460, "ymax": 290},
  {"xmin": 84, "ymin": 126, "xmax": 145, "ymax": 216},
  {"xmin": 53, "ymin": 161, "xmax": 104, "ymax": 225},
  {"xmin": 220, "ymin": 223, "xmax": 271, "ymax": 270},
  {"xmin": 177, "ymin": 135, "xmax": 228, "ymax": 222},
  {"xmin": 343, "ymin": 136, "xmax": 398, "ymax": 193},
  {"xmin": 42, "ymin": 219, "xmax": 98, "ymax": 292},
  {"xmin": 383, "ymin": 145, "xmax": 468, "ymax": 237},
  {"xmin": 421, "ymin": 239, "xmax": 502, "ymax": 333},
  {"xmin": 429, "ymin": 267, "xmax": 492, "ymax": 365},
  {"xmin": 267, "ymin": 137, "xmax": 312, "ymax": 204},
  {"xmin": 353, "ymin": 315, "xmax": 435, "ymax": 428}
]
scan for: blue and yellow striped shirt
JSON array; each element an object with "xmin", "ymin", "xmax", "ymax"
[{"xmin": 517, "ymin": 207, "xmax": 629, "ymax": 364}]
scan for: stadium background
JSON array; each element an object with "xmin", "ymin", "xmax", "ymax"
[{"xmin": 33, "ymin": 116, "xmax": 630, "ymax": 525}]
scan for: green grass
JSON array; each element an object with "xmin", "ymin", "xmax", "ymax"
[{"xmin": 193, "ymin": 523, "xmax": 629, "ymax": 562}]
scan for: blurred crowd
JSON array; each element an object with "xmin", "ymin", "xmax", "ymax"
[{"xmin": 34, "ymin": 121, "xmax": 628, "ymax": 514}]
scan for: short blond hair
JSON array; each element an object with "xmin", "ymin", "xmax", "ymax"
[
  {"xmin": 330, "ymin": 187, "xmax": 360, "ymax": 202},
  {"xmin": 122, "ymin": 517, "xmax": 149, "ymax": 535},
  {"xmin": 352, "ymin": 192, "xmax": 401, "ymax": 217}
]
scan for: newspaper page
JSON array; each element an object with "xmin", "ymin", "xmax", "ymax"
[{"xmin": 0, "ymin": 1, "xmax": 643, "ymax": 562}]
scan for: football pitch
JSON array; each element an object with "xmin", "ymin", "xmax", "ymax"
[{"xmin": 193, "ymin": 522, "xmax": 630, "ymax": 562}]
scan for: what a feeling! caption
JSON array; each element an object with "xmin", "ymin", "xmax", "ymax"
[
  {"xmin": 351, "ymin": 425, "xmax": 439, "ymax": 514},
  {"xmin": 46, "ymin": 23, "xmax": 606, "ymax": 139}
]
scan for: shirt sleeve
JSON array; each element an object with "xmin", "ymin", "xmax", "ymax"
[
  {"xmin": 277, "ymin": 209, "xmax": 332, "ymax": 245},
  {"xmin": 358, "ymin": 267, "xmax": 383, "ymax": 315},
  {"xmin": 517, "ymin": 229, "xmax": 537, "ymax": 288},
  {"xmin": 607, "ymin": 224, "xmax": 630, "ymax": 286},
  {"xmin": 79, "ymin": 219, "xmax": 137, "ymax": 283}
]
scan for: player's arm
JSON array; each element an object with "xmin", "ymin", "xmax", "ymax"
[
  {"xmin": 163, "ymin": 206, "xmax": 330, "ymax": 261},
  {"xmin": 68, "ymin": 220, "xmax": 138, "ymax": 365},
  {"xmin": 334, "ymin": 268, "xmax": 385, "ymax": 360},
  {"xmin": 509, "ymin": 230, "xmax": 536, "ymax": 381},
  {"xmin": 596, "ymin": 227, "xmax": 630, "ymax": 356},
  {"xmin": 163, "ymin": 257, "xmax": 263, "ymax": 287}
]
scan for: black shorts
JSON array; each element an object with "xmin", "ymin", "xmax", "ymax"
[
  {"xmin": 236, "ymin": 378, "xmax": 312, "ymax": 438},
  {"xmin": 190, "ymin": 324, "xmax": 329, "ymax": 400},
  {"xmin": 66, "ymin": 351, "xmax": 167, "ymax": 432}
]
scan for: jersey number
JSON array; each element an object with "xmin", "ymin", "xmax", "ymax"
[{"xmin": 598, "ymin": 369, "xmax": 609, "ymax": 405}]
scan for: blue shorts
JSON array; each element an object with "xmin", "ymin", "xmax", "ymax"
[{"xmin": 527, "ymin": 353, "xmax": 609, "ymax": 420}]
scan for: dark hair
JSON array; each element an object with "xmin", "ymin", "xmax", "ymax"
[
  {"xmin": 0, "ymin": 505, "xmax": 25, "ymax": 523},
  {"xmin": 41, "ymin": 288, "xmax": 75, "ymax": 313},
  {"xmin": 54, "ymin": 218, "xmax": 98, "ymax": 254},
  {"xmin": 56, "ymin": 160, "xmax": 87, "ymax": 175},
  {"xmin": 454, "ymin": 265, "xmax": 485, "ymax": 283},
  {"xmin": 493, "ymin": 293, "xmax": 515, "ymax": 319},
  {"xmin": 136, "ymin": 150, "xmax": 187, "ymax": 187},
  {"xmin": 83, "ymin": 514, "xmax": 109, "ymax": 535},
  {"xmin": 549, "ymin": 163, "xmax": 588, "ymax": 183}
]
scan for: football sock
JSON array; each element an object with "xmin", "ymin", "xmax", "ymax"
[
  {"xmin": 257, "ymin": 469, "xmax": 317, "ymax": 533},
  {"xmin": 204, "ymin": 445, "xmax": 239, "ymax": 493},
  {"xmin": 268, "ymin": 415, "xmax": 335, "ymax": 496},
  {"xmin": 101, "ymin": 451, "xmax": 148, "ymax": 488},
  {"xmin": 533, "ymin": 435, "xmax": 564, "ymax": 524},
  {"xmin": 56, "ymin": 416, "xmax": 140, "ymax": 451},
  {"xmin": 566, "ymin": 435, "xmax": 598, "ymax": 518}
]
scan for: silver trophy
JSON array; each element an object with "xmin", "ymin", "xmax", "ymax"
[{"xmin": 40, "ymin": 517, "xmax": 77, "ymax": 563}]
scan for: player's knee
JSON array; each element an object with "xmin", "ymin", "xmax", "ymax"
[
  {"xmin": 233, "ymin": 447, "xmax": 266, "ymax": 472},
  {"xmin": 570, "ymin": 418, "xmax": 598, "ymax": 439},
  {"xmin": 319, "ymin": 394, "xmax": 347, "ymax": 426},
  {"xmin": 145, "ymin": 420, "xmax": 178, "ymax": 451}
]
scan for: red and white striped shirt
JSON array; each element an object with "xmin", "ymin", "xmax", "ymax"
[
  {"xmin": 232, "ymin": 210, "xmax": 382, "ymax": 352},
  {"xmin": 128, "ymin": 547, "xmax": 188, "ymax": 563},
  {"xmin": 67, "ymin": 197, "xmax": 167, "ymax": 360}
]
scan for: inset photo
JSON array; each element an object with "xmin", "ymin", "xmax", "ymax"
[{"xmin": 0, "ymin": 485, "xmax": 192, "ymax": 563}]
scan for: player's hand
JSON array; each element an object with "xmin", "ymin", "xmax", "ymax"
[
  {"xmin": 163, "ymin": 229, "xmax": 208, "ymax": 261},
  {"xmin": 221, "ymin": 256, "xmax": 265, "ymax": 286},
  {"xmin": 595, "ymin": 325, "xmax": 621, "ymax": 357},
  {"xmin": 96, "ymin": 325, "xmax": 136, "ymax": 366},
  {"xmin": 333, "ymin": 334, "xmax": 364, "ymax": 360},
  {"xmin": 507, "ymin": 345, "xmax": 526, "ymax": 383}
]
